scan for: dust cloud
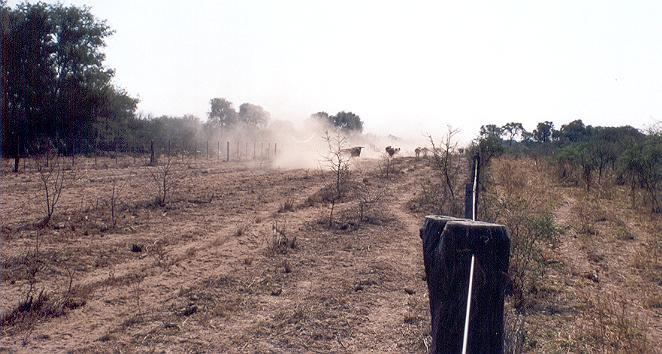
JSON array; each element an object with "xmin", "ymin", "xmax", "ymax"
[{"xmin": 218, "ymin": 118, "xmax": 428, "ymax": 170}]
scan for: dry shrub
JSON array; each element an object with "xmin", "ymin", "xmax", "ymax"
[
  {"xmin": 483, "ymin": 157, "xmax": 558, "ymax": 311},
  {"xmin": 1, "ymin": 232, "xmax": 89, "ymax": 336},
  {"xmin": 504, "ymin": 307, "xmax": 528, "ymax": 354},
  {"xmin": 267, "ymin": 219, "xmax": 297, "ymax": 255},
  {"xmin": 573, "ymin": 294, "xmax": 651, "ymax": 353},
  {"xmin": 352, "ymin": 180, "xmax": 386, "ymax": 225},
  {"xmin": 572, "ymin": 195, "xmax": 609, "ymax": 236},
  {"xmin": 35, "ymin": 153, "xmax": 80, "ymax": 224},
  {"xmin": 148, "ymin": 154, "xmax": 178, "ymax": 206},
  {"xmin": 278, "ymin": 199, "xmax": 296, "ymax": 213}
]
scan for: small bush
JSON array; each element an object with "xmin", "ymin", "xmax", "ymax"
[
  {"xmin": 278, "ymin": 199, "xmax": 296, "ymax": 213},
  {"xmin": 267, "ymin": 220, "xmax": 297, "ymax": 255}
]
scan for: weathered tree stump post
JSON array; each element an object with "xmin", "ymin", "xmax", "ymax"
[
  {"xmin": 217, "ymin": 141, "xmax": 220, "ymax": 160},
  {"xmin": 149, "ymin": 140, "xmax": 156, "ymax": 166},
  {"xmin": 13, "ymin": 135, "xmax": 19, "ymax": 173},
  {"xmin": 421, "ymin": 216, "xmax": 510, "ymax": 354},
  {"xmin": 226, "ymin": 141, "xmax": 229, "ymax": 162},
  {"xmin": 71, "ymin": 140, "xmax": 75, "ymax": 167},
  {"xmin": 253, "ymin": 142, "xmax": 256, "ymax": 160},
  {"xmin": 465, "ymin": 154, "xmax": 481, "ymax": 219}
]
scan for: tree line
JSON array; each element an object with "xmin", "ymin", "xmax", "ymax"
[
  {"xmin": 476, "ymin": 119, "xmax": 660, "ymax": 213},
  {"xmin": 1, "ymin": 2, "xmax": 365, "ymax": 162}
]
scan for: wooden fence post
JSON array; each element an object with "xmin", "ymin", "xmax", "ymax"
[
  {"xmin": 226, "ymin": 141, "xmax": 229, "ymax": 162},
  {"xmin": 149, "ymin": 140, "xmax": 156, "ymax": 166},
  {"xmin": 206, "ymin": 140, "xmax": 209, "ymax": 159},
  {"xmin": 274, "ymin": 143, "xmax": 277, "ymax": 157},
  {"xmin": 13, "ymin": 135, "xmax": 19, "ymax": 173},
  {"xmin": 217, "ymin": 141, "xmax": 220, "ymax": 160},
  {"xmin": 465, "ymin": 154, "xmax": 481, "ymax": 219},
  {"xmin": 420, "ymin": 216, "xmax": 510, "ymax": 353}
]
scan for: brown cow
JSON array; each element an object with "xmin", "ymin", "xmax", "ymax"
[
  {"xmin": 415, "ymin": 147, "xmax": 430, "ymax": 158},
  {"xmin": 385, "ymin": 146, "xmax": 400, "ymax": 157},
  {"xmin": 340, "ymin": 146, "xmax": 364, "ymax": 157}
]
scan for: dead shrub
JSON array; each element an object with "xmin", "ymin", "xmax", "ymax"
[
  {"xmin": 278, "ymin": 199, "xmax": 296, "ymax": 213},
  {"xmin": 35, "ymin": 153, "xmax": 79, "ymax": 224},
  {"xmin": 148, "ymin": 154, "xmax": 178, "ymax": 206},
  {"xmin": 578, "ymin": 294, "xmax": 651, "ymax": 353},
  {"xmin": 266, "ymin": 219, "xmax": 297, "ymax": 255}
]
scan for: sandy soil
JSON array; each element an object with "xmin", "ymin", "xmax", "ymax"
[
  {"xmin": 1, "ymin": 155, "xmax": 434, "ymax": 352},
  {"xmin": 1, "ymin": 155, "xmax": 659, "ymax": 352}
]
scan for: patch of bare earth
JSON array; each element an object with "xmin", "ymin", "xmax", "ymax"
[{"xmin": 1, "ymin": 156, "xmax": 435, "ymax": 352}]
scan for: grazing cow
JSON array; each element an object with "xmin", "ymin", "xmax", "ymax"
[
  {"xmin": 415, "ymin": 147, "xmax": 430, "ymax": 158},
  {"xmin": 340, "ymin": 146, "xmax": 364, "ymax": 157},
  {"xmin": 385, "ymin": 146, "xmax": 400, "ymax": 157},
  {"xmin": 421, "ymin": 147, "xmax": 430, "ymax": 157}
]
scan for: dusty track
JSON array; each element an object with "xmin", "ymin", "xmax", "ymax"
[{"xmin": 1, "ymin": 156, "xmax": 434, "ymax": 352}]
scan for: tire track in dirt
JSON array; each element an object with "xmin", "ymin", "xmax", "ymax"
[{"xmin": 1, "ymin": 164, "xmax": 332, "ymax": 350}]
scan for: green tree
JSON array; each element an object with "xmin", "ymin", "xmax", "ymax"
[
  {"xmin": 310, "ymin": 111, "xmax": 331, "ymax": 124},
  {"xmin": 206, "ymin": 98, "xmax": 236, "ymax": 136},
  {"xmin": 238, "ymin": 102, "xmax": 270, "ymax": 128},
  {"xmin": 480, "ymin": 124, "xmax": 502, "ymax": 139},
  {"xmin": 619, "ymin": 133, "xmax": 661, "ymax": 213},
  {"xmin": 533, "ymin": 121, "xmax": 554, "ymax": 143},
  {"xmin": 330, "ymin": 111, "xmax": 363, "ymax": 133},
  {"xmin": 558, "ymin": 119, "xmax": 589, "ymax": 143},
  {"xmin": 3, "ymin": 2, "xmax": 130, "ymax": 157},
  {"xmin": 502, "ymin": 122, "xmax": 524, "ymax": 146}
]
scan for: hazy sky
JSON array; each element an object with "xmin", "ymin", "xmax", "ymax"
[{"xmin": 11, "ymin": 0, "xmax": 662, "ymax": 140}]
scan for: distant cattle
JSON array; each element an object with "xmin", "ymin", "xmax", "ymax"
[
  {"xmin": 415, "ymin": 147, "xmax": 430, "ymax": 158},
  {"xmin": 385, "ymin": 146, "xmax": 400, "ymax": 157},
  {"xmin": 340, "ymin": 146, "xmax": 364, "ymax": 157}
]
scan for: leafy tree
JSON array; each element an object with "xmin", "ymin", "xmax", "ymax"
[
  {"xmin": 330, "ymin": 111, "xmax": 363, "ymax": 133},
  {"xmin": 533, "ymin": 121, "xmax": 554, "ymax": 143},
  {"xmin": 205, "ymin": 98, "xmax": 236, "ymax": 136},
  {"xmin": 558, "ymin": 119, "xmax": 589, "ymax": 143},
  {"xmin": 471, "ymin": 134, "xmax": 503, "ymax": 168},
  {"xmin": 480, "ymin": 124, "xmax": 502, "ymax": 139},
  {"xmin": 502, "ymin": 122, "xmax": 524, "ymax": 146},
  {"xmin": 2, "ymin": 2, "xmax": 131, "ymax": 158},
  {"xmin": 521, "ymin": 130, "xmax": 534, "ymax": 143},
  {"xmin": 238, "ymin": 102, "xmax": 270, "ymax": 128},
  {"xmin": 311, "ymin": 111, "xmax": 363, "ymax": 133},
  {"xmin": 558, "ymin": 143, "xmax": 597, "ymax": 191},
  {"xmin": 310, "ymin": 111, "xmax": 330, "ymax": 123},
  {"xmin": 619, "ymin": 133, "xmax": 661, "ymax": 213}
]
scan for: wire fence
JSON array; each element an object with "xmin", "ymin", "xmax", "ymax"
[{"xmin": 4, "ymin": 137, "xmax": 280, "ymax": 173}]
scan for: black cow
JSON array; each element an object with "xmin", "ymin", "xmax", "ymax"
[
  {"xmin": 340, "ymin": 146, "xmax": 364, "ymax": 157},
  {"xmin": 385, "ymin": 146, "xmax": 400, "ymax": 157}
]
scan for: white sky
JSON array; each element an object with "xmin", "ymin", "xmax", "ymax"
[{"xmin": 11, "ymin": 0, "xmax": 662, "ymax": 140}]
